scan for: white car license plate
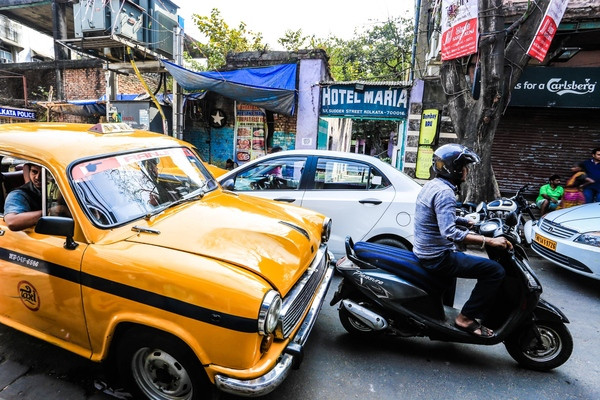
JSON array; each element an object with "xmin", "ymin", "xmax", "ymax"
[{"xmin": 534, "ymin": 233, "xmax": 557, "ymax": 251}]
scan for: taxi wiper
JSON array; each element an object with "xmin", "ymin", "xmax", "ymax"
[{"xmin": 144, "ymin": 189, "xmax": 205, "ymax": 219}]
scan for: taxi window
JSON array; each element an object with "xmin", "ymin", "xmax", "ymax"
[
  {"xmin": 0, "ymin": 159, "xmax": 71, "ymax": 219},
  {"xmin": 45, "ymin": 170, "xmax": 71, "ymax": 218},
  {"xmin": 71, "ymin": 148, "xmax": 216, "ymax": 227}
]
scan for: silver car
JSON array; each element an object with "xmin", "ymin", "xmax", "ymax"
[{"xmin": 531, "ymin": 202, "xmax": 600, "ymax": 279}]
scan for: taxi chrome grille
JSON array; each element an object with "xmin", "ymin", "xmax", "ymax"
[
  {"xmin": 539, "ymin": 219, "xmax": 577, "ymax": 239},
  {"xmin": 277, "ymin": 247, "xmax": 328, "ymax": 339}
]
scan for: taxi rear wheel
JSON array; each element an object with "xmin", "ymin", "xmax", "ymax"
[{"xmin": 116, "ymin": 327, "xmax": 216, "ymax": 400}]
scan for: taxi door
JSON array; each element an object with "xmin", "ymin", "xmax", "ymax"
[{"xmin": 0, "ymin": 166, "xmax": 91, "ymax": 356}]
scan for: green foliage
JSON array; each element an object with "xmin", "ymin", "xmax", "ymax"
[
  {"xmin": 191, "ymin": 9, "xmax": 266, "ymax": 70},
  {"xmin": 322, "ymin": 16, "xmax": 414, "ymax": 81},
  {"xmin": 278, "ymin": 29, "xmax": 327, "ymax": 51}
]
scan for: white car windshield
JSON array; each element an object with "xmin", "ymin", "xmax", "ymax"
[{"xmin": 70, "ymin": 147, "xmax": 216, "ymax": 227}]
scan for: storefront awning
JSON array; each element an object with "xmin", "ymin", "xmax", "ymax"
[{"xmin": 161, "ymin": 60, "xmax": 297, "ymax": 116}]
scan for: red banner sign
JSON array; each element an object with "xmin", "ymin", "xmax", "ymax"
[
  {"xmin": 441, "ymin": 0, "xmax": 479, "ymax": 61},
  {"xmin": 527, "ymin": 0, "xmax": 569, "ymax": 62}
]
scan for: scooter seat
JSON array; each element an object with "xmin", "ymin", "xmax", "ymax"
[{"xmin": 353, "ymin": 241, "xmax": 448, "ymax": 294}]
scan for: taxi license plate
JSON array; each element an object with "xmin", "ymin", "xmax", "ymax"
[{"xmin": 534, "ymin": 233, "xmax": 557, "ymax": 251}]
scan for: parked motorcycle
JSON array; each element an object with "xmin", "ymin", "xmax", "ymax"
[
  {"xmin": 330, "ymin": 213, "xmax": 572, "ymax": 371},
  {"xmin": 486, "ymin": 184, "xmax": 538, "ymax": 244}
]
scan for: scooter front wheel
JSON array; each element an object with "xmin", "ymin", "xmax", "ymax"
[
  {"xmin": 504, "ymin": 321, "xmax": 573, "ymax": 371},
  {"xmin": 339, "ymin": 305, "xmax": 382, "ymax": 337}
]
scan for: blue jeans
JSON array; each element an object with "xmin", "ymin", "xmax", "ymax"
[
  {"xmin": 419, "ymin": 251, "xmax": 505, "ymax": 320},
  {"xmin": 583, "ymin": 186, "xmax": 600, "ymax": 203}
]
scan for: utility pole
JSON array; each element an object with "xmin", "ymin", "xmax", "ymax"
[
  {"xmin": 172, "ymin": 21, "xmax": 184, "ymax": 139},
  {"xmin": 52, "ymin": 0, "xmax": 69, "ymax": 101}
]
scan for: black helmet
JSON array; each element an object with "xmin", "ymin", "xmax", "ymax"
[{"xmin": 432, "ymin": 143, "xmax": 480, "ymax": 183}]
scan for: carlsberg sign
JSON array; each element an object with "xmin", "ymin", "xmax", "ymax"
[{"xmin": 510, "ymin": 67, "xmax": 599, "ymax": 108}]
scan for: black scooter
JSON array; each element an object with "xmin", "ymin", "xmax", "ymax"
[{"xmin": 330, "ymin": 213, "xmax": 573, "ymax": 371}]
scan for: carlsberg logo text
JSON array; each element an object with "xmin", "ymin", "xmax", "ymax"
[
  {"xmin": 515, "ymin": 78, "xmax": 596, "ymax": 96},
  {"xmin": 547, "ymin": 78, "xmax": 596, "ymax": 96}
]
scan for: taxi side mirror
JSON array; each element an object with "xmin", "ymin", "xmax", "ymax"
[
  {"xmin": 35, "ymin": 216, "xmax": 79, "ymax": 250},
  {"xmin": 221, "ymin": 178, "xmax": 235, "ymax": 191}
]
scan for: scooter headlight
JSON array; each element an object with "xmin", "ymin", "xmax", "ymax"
[{"xmin": 258, "ymin": 290, "xmax": 281, "ymax": 336}]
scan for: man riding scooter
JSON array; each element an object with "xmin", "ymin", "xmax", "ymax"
[{"xmin": 413, "ymin": 143, "xmax": 512, "ymax": 337}]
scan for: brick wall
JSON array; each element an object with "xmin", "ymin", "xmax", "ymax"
[
  {"xmin": 63, "ymin": 68, "xmax": 105, "ymax": 100},
  {"xmin": 63, "ymin": 68, "xmax": 160, "ymax": 101}
]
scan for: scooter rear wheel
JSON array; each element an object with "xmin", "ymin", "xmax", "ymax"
[
  {"xmin": 504, "ymin": 321, "xmax": 573, "ymax": 371},
  {"xmin": 339, "ymin": 305, "xmax": 382, "ymax": 337}
]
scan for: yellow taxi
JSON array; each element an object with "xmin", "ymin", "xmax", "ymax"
[{"xmin": 0, "ymin": 123, "xmax": 333, "ymax": 399}]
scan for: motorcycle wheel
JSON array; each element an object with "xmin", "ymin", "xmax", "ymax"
[
  {"xmin": 504, "ymin": 321, "xmax": 573, "ymax": 371},
  {"xmin": 338, "ymin": 304, "xmax": 382, "ymax": 337}
]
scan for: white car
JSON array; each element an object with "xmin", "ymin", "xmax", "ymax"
[
  {"xmin": 218, "ymin": 150, "xmax": 421, "ymax": 259},
  {"xmin": 531, "ymin": 202, "xmax": 600, "ymax": 279}
]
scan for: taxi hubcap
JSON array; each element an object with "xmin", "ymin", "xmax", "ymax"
[{"xmin": 131, "ymin": 347, "xmax": 193, "ymax": 400}]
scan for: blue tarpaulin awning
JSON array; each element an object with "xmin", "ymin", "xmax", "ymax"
[{"xmin": 161, "ymin": 60, "xmax": 297, "ymax": 116}]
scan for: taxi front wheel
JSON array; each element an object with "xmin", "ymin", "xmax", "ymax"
[{"xmin": 116, "ymin": 327, "xmax": 217, "ymax": 400}]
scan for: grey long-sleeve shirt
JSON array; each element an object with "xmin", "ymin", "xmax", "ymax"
[{"xmin": 413, "ymin": 177, "xmax": 470, "ymax": 259}]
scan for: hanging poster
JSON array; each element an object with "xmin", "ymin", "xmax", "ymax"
[
  {"xmin": 527, "ymin": 0, "xmax": 569, "ymax": 62},
  {"xmin": 419, "ymin": 109, "xmax": 439, "ymax": 145},
  {"xmin": 235, "ymin": 104, "xmax": 267, "ymax": 164},
  {"xmin": 415, "ymin": 146, "xmax": 434, "ymax": 180},
  {"xmin": 441, "ymin": 0, "xmax": 479, "ymax": 61}
]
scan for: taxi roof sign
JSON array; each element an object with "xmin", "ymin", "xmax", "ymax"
[{"xmin": 89, "ymin": 123, "xmax": 135, "ymax": 134}]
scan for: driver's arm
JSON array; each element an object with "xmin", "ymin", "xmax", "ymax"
[{"xmin": 4, "ymin": 210, "xmax": 43, "ymax": 231}]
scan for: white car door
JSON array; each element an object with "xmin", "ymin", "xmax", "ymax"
[
  {"xmin": 227, "ymin": 156, "xmax": 308, "ymax": 205},
  {"xmin": 300, "ymin": 156, "xmax": 395, "ymax": 257}
]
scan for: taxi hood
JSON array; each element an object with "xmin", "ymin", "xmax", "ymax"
[
  {"xmin": 543, "ymin": 202, "xmax": 600, "ymax": 232},
  {"xmin": 125, "ymin": 192, "xmax": 324, "ymax": 295}
]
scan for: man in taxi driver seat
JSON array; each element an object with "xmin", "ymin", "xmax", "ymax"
[{"xmin": 3, "ymin": 163, "xmax": 69, "ymax": 231}]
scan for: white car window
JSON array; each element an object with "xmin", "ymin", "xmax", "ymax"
[
  {"xmin": 314, "ymin": 158, "xmax": 390, "ymax": 190},
  {"xmin": 233, "ymin": 157, "xmax": 307, "ymax": 191}
]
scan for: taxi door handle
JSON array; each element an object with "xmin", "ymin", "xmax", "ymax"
[
  {"xmin": 359, "ymin": 198, "xmax": 382, "ymax": 205},
  {"xmin": 274, "ymin": 197, "xmax": 296, "ymax": 203}
]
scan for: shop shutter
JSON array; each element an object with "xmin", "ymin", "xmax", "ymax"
[{"xmin": 492, "ymin": 107, "xmax": 600, "ymax": 199}]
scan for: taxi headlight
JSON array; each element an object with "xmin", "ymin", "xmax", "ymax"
[
  {"xmin": 574, "ymin": 231, "xmax": 600, "ymax": 248},
  {"xmin": 321, "ymin": 217, "xmax": 332, "ymax": 243},
  {"xmin": 258, "ymin": 290, "xmax": 281, "ymax": 336}
]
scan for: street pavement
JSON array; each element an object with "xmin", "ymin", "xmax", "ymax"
[{"xmin": 0, "ymin": 247, "xmax": 598, "ymax": 399}]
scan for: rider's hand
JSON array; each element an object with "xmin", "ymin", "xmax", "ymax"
[{"xmin": 489, "ymin": 237, "xmax": 513, "ymax": 250}]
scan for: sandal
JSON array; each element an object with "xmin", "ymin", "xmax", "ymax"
[{"xmin": 455, "ymin": 320, "xmax": 494, "ymax": 337}]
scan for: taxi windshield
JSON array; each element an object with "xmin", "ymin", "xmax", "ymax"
[{"xmin": 70, "ymin": 147, "xmax": 216, "ymax": 227}]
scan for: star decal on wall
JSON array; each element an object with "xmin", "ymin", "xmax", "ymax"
[{"xmin": 210, "ymin": 109, "xmax": 227, "ymax": 128}]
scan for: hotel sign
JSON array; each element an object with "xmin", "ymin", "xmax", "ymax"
[
  {"xmin": 510, "ymin": 67, "xmax": 599, "ymax": 108},
  {"xmin": 320, "ymin": 85, "xmax": 408, "ymax": 119}
]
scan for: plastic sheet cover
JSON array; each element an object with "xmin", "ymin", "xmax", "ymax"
[{"xmin": 161, "ymin": 60, "xmax": 297, "ymax": 116}]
